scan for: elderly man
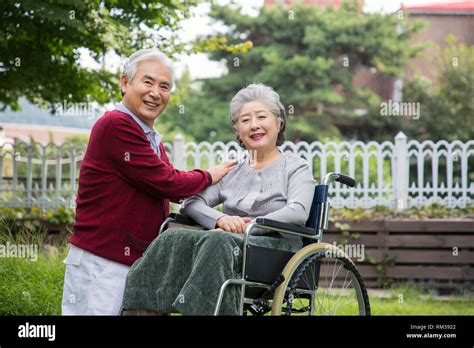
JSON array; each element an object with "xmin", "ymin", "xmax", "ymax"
[{"xmin": 61, "ymin": 49, "xmax": 236, "ymax": 315}]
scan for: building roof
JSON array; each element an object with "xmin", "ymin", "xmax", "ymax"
[
  {"xmin": 0, "ymin": 123, "xmax": 90, "ymax": 146},
  {"xmin": 401, "ymin": 1, "xmax": 474, "ymax": 15}
]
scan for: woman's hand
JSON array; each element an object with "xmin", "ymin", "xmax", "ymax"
[{"xmin": 216, "ymin": 215, "xmax": 252, "ymax": 234}]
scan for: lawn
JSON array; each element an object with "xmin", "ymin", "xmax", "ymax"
[
  {"xmin": 0, "ymin": 244, "xmax": 472, "ymax": 315},
  {"xmin": 0, "ymin": 246, "xmax": 68, "ymax": 315},
  {"xmin": 368, "ymin": 288, "xmax": 474, "ymax": 315}
]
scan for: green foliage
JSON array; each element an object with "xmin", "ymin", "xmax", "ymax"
[
  {"xmin": 63, "ymin": 134, "xmax": 89, "ymax": 151},
  {"xmin": 192, "ymin": 36, "xmax": 253, "ymax": 55},
  {"xmin": 0, "ymin": 209, "xmax": 46, "ymax": 246},
  {"xmin": 41, "ymin": 207, "xmax": 75, "ymax": 226},
  {"xmin": 175, "ymin": 3, "xmax": 424, "ymax": 142},
  {"xmin": 0, "ymin": 207, "xmax": 76, "ymax": 237},
  {"xmin": 158, "ymin": 65, "xmax": 237, "ymax": 143},
  {"xmin": 403, "ymin": 36, "xmax": 474, "ymax": 141},
  {"xmin": 0, "ymin": 0, "xmax": 248, "ymax": 112},
  {"xmin": 373, "ymin": 252, "xmax": 397, "ymax": 288},
  {"xmin": 1, "ymin": 0, "xmax": 181, "ymax": 110},
  {"xmin": 333, "ymin": 221, "xmax": 359, "ymax": 245},
  {"xmin": 332, "ymin": 203, "xmax": 474, "ymax": 221}
]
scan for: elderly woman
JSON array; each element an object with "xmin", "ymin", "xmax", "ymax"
[{"xmin": 121, "ymin": 83, "xmax": 315, "ymax": 315}]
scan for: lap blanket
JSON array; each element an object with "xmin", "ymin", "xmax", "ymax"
[{"xmin": 121, "ymin": 227, "xmax": 292, "ymax": 315}]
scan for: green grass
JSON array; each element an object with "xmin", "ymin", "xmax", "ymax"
[
  {"xmin": 0, "ymin": 223, "xmax": 67, "ymax": 316},
  {"xmin": 0, "ymin": 246, "xmax": 67, "ymax": 315},
  {"xmin": 282, "ymin": 286, "xmax": 474, "ymax": 315},
  {"xmin": 368, "ymin": 287, "xmax": 474, "ymax": 315}
]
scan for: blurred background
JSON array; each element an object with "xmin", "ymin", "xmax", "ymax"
[{"xmin": 1, "ymin": 0, "xmax": 472, "ymax": 145}]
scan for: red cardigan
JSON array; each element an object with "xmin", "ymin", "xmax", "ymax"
[{"xmin": 69, "ymin": 110, "xmax": 211, "ymax": 265}]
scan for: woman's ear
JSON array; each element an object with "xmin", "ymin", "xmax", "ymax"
[{"xmin": 233, "ymin": 126, "xmax": 241, "ymax": 140}]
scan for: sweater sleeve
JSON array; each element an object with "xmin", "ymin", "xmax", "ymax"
[
  {"xmin": 107, "ymin": 115, "xmax": 211, "ymax": 200},
  {"xmin": 180, "ymin": 181, "xmax": 226, "ymax": 229},
  {"xmin": 256, "ymin": 158, "xmax": 315, "ymax": 225}
]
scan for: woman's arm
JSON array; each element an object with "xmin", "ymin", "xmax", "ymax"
[
  {"xmin": 256, "ymin": 160, "xmax": 315, "ymax": 225},
  {"xmin": 180, "ymin": 181, "xmax": 226, "ymax": 230}
]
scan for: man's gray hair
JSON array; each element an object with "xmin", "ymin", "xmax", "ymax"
[
  {"xmin": 230, "ymin": 83, "xmax": 287, "ymax": 146},
  {"xmin": 122, "ymin": 48, "xmax": 175, "ymax": 88}
]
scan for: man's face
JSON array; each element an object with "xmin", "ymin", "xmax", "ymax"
[{"xmin": 120, "ymin": 59, "xmax": 172, "ymax": 127}]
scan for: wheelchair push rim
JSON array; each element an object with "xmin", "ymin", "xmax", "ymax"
[{"xmin": 271, "ymin": 242, "xmax": 370, "ymax": 316}]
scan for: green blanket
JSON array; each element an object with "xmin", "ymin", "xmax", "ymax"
[{"xmin": 121, "ymin": 227, "xmax": 292, "ymax": 315}]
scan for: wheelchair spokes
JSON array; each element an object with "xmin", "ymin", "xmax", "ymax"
[
  {"xmin": 312, "ymin": 258, "xmax": 361, "ymax": 315},
  {"xmin": 272, "ymin": 243, "xmax": 371, "ymax": 316}
]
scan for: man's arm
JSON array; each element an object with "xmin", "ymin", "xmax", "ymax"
[{"xmin": 108, "ymin": 116, "xmax": 211, "ymax": 200}]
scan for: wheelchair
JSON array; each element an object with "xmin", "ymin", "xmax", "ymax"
[{"xmin": 153, "ymin": 172, "xmax": 371, "ymax": 316}]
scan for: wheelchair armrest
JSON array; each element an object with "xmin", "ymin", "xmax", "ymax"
[
  {"xmin": 254, "ymin": 218, "xmax": 317, "ymax": 236},
  {"xmin": 169, "ymin": 213, "xmax": 201, "ymax": 227}
]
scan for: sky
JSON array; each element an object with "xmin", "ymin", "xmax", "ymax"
[{"xmin": 84, "ymin": 0, "xmax": 459, "ymax": 80}]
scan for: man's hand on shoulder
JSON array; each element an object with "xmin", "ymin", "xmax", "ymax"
[{"xmin": 206, "ymin": 160, "xmax": 238, "ymax": 185}]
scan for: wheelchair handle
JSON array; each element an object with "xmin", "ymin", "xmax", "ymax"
[{"xmin": 322, "ymin": 172, "xmax": 356, "ymax": 187}]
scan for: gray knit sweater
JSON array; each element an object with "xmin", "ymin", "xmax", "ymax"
[{"xmin": 181, "ymin": 153, "xmax": 316, "ymax": 251}]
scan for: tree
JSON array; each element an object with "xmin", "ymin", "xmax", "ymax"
[
  {"xmin": 403, "ymin": 36, "xmax": 474, "ymax": 142},
  {"xmin": 0, "ymin": 0, "xmax": 249, "ymax": 112},
  {"xmin": 158, "ymin": 66, "xmax": 235, "ymax": 143},
  {"xmin": 174, "ymin": 3, "xmax": 424, "ymax": 142}
]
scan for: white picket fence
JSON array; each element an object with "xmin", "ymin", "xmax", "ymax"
[{"xmin": 0, "ymin": 132, "xmax": 472, "ymax": 210}]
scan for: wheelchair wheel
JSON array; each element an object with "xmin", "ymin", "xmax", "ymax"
[{"xmin": 272, "ymin": 242, "xmax": 370, "ymax": 316}]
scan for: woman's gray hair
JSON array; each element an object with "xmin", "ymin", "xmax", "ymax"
[
  {"xmin": 230, "ymin": 83, "xmax": 287, "ymax": 147},
  {"xmin": 122, "ymin": 48, "xmax": 175, "ymax": 88}
]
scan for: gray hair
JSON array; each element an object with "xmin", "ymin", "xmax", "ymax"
[
  {"xmin": 230, "ymin": 83, "xmax": 287, "ymax": 146},
  {"xmin": 122, "ymin": 48, "xmax": 175, "ymax": 88}
]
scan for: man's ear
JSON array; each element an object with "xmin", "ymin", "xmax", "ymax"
[{"xmin": 120, "ymin": 74, "xmax": 128, "ymax": 95}]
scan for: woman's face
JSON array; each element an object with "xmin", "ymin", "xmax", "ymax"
[{"xmin": 236, "ymin": 100, "xmax": 281, "ymax": 152}]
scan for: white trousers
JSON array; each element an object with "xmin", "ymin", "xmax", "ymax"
[{"xmin": 61, "ymin": 244, "xmax": 130, "ymax": 315}]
